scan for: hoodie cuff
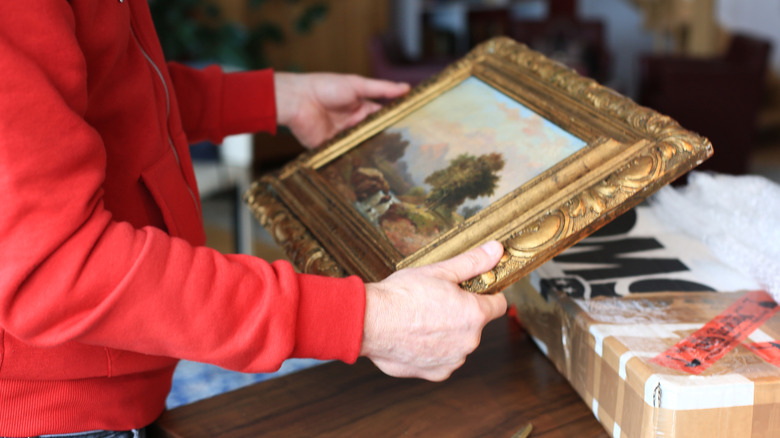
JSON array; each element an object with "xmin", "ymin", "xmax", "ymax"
[
  {"xmin": 291, "ymin": 274, "xmax": 366, "ymax": 363},
  {"xmin": 221, "ymin": 68, "xmax": 277, "ymax": 137}
]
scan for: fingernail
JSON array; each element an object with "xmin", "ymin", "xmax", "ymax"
[{"xmin": 479, "ymin": 241, "xmax": 503, "ymax": 258}]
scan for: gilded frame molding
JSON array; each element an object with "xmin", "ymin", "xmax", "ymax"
[{"xmin": 246, "ymin": 37, "xmax": 712, "ymax": 294}]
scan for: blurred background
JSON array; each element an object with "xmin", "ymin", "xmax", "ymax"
[
  {"xmin": 151, "ymin": 0, "xmax": 780, "ymax": 407},
  {"xmin": 152, "ymin": 0, "xmax": 780, "ymax": 184}
]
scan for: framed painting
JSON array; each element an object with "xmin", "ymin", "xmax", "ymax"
[{"xmin": 246, "ymin": 37, "xmax": 712, "ymax": 294}]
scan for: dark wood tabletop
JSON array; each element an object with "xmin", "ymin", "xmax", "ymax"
[{"xmin": 150, "ymin": 316, "xmax": 608, "ymax": 437}]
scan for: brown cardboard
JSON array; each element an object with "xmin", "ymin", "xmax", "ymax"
[
  {"xmin": 505, "ymin": 205, "xmax": 775, "ymax": 437},
  {"xmin": 507, "ymin": 282, "xmax": 780, "ymax": 437}
]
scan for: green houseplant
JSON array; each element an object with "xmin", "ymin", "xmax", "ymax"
[{"xmin": 149, "ymin": 0, "xmax": 328, "ymax": 69}]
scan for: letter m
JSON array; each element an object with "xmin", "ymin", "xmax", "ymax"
[{"xmin": 553, "ymin": 238, "xmax": 689, "ymax": 281}]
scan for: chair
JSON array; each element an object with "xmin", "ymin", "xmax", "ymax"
[
  {"xmin": 510, "ymin": 17, "xmax": 610, "ymax": 83},
  {"xmin": 638, "ymin": 33, "xmax": 773, "ymax": 176},
  {"xmin": 368, "ymin": 35, "xmax": 452, "ymax": 87},
  {"xmin": 467, "ymin": 8, "xmax": 510, "ymax": 50}
]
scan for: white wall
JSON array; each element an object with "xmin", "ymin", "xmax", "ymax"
[
  {"xmin": 578, "ymin": 0, "xmax": 654, "ymax": 99},
  {"xmin": 717, "ymin": 0, "xmax": 780, "ymax": 72},
  {"xmin": 390, "ymin": 0, "xmax": 777, "ymax": 97},
  {"xmin": 393, "ymin": 0, "xmax": 423, "ymax": 60}
]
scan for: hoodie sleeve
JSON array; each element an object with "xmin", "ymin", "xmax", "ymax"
[
  {"xmin": 167, "ymin": 63, "xmax": 278, "ymax": 145},
  {"xmin": 0, "ymin": 1, "xmax": 365, "ymax": 373}
]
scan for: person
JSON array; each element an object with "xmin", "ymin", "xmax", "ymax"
[{"xmin": 0, "ymin": 2, "xmax": 507, "ymax": 437}]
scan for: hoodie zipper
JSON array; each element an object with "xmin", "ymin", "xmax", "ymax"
[{"xmin": 129, "ymin": 26, "xmax": 201, "ymax": 216}]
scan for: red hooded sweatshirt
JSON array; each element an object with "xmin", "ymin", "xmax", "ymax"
[{"xmin": 0, "ymin": 1, "xmax": 365, "ymax": 435}]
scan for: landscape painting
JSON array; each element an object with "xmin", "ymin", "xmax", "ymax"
[{"xmin": 319, "ymin": 76, "xmax": 586, "ymax": 257}]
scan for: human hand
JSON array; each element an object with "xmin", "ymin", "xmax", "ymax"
[
  {"xmin": 274, "ymin": 72, "xmax": 410, "ymax": 148},
  {"xmin": 360, "ymin": 241, "xmax": 507, "ymax": 381}
]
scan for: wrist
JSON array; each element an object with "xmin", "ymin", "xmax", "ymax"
[
  {"xmin": 273, "ymin": 72, "xmax": 303, "ymax": 128},
  {"xmin": 360, "ymin": 282, "xmax": 387, "ymax": 358}
]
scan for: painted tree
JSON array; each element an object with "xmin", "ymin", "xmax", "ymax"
[
  {"xmin": 424, "ymin": 152, "xmax": 505, "ymax": 212},
  {"xmin": 359, "ymin": 131, "xmax": 413, "ymax": 195},
  {"xmin": 373, "ymin": 132, "xmax": 410, "ymax": 163}
]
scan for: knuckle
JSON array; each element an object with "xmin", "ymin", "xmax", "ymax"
[
  {"xmin": 463, "ymin": 251, "xmax": 482, "ymax": 271},
  {"xmin": 465, "ymin": 297, "xmax": 487, "ymax": 324},
  {"xmin": 469, "ymin": 335, "xmax": 482, "ymax": 353},
  {"xmin": 427, "ymin": 372, "xmax": 449, "ymax": 383},
  {"xmin": 423, "ymin": 264, "xmax": 455, "ymax": 283},
  {"xmin": 428, "ymin": 365, "xmax": 457, "ymax": 382}
]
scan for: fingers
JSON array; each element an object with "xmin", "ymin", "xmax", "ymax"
[
  {"xmin": 478, "ymin": 292, "xmax": 508, "ymax": 322},
  {"xmin": 425, "ymin": 240, "xmax": 504, "ymax": 284},
  {"xmin": 344, "ymin": 101, "xmax": 382, "ymax": 129},
  {"xmin": 362, "ymin": 254, "xmax": 504, "ymax": 382},
  {"xmin": 352, "ymin": 76, "xmax": 410, "ymax": 100},
  {"xmin": 423, "ymin": 358, "xmax": 465, "ymax": 382},
  {"xmin": 372, "ymin": 357, "xmax": 464, "ymax": 382}
]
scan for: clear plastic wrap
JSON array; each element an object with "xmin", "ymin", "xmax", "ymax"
[{"xmin": 648, "ymin": 171, "xmax": 780, "ymax": 300}]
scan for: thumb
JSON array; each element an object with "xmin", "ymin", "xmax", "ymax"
[{"xmin": 425, "ymin": 240, "xmax": 504, "ymax": 284}]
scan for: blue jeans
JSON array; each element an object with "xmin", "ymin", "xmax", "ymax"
[{"xmin": 3, "ymin": 428, "xmax": 145, "ymax": 438}]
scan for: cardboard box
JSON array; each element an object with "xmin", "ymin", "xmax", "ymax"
[{"xmin": 506, "ymin": 205, "xmax": 779, "ymax": 437}]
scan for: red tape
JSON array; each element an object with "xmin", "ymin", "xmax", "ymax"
[
  {"xmin": 652, "ymin": 290, "xmax": 779, "ymax": 375},
  {"xmin": 747, "ymin": 342, "xmax": 780, "ymax": 367}
]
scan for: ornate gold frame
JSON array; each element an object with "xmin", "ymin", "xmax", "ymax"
[{"xmin": 246, "ymin": 37, "xmax": 712, "ymax": 294}]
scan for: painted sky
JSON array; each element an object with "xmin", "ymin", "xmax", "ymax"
[{"xmin": 388, "ymin": 77, "xmax": 586, "ymax": 212}]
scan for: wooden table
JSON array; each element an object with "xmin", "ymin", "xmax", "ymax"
[{"xmin": 150, "ymin": 316, "xmax": 608, "ymax": 437}]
